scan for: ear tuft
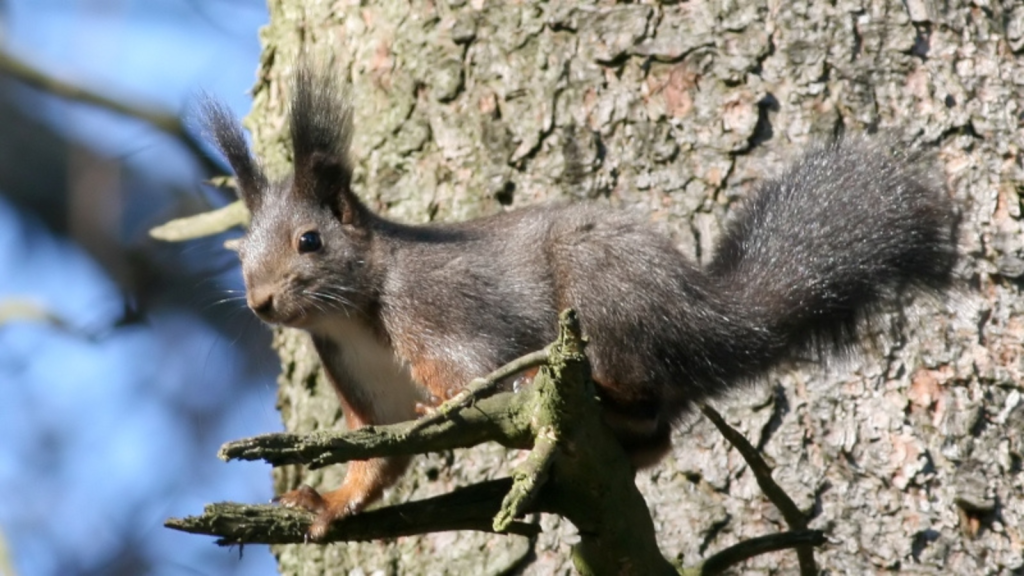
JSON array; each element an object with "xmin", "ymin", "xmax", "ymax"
[
  {"xmin": 289, "ymin": 66, "xmax": 360, "ymax": 220},
  {"xmin": 201, "ymin": 98, "xmax": 267, "ymax": 212}
]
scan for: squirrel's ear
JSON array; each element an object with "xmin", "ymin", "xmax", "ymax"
[
  {"xmin": 202, "ymin": 99, "xmax": 267, "ymax": 213},
  {"xmin": 289, "ymin": 66, "xmax": 364, "ymax": 226}
]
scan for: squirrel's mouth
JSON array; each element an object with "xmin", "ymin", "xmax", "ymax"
[
  {"xmin": 249, "ymin": 298, "xmax": 354, "ymax": 329},
  {"xmin": 246, "ymin": 285, "xmax": 356, "ymax": 328},
  {"xmin": 250, "ymin": 305, "xmax": 303, "ymax": 328},
  {"xmin": 269, "ymin": 312, "xmax": 310, "ymax": 328}
]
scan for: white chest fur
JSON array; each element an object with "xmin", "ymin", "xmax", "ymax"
[{"xmin": 313, "ymin": 317, "xmax": 425, "ymax": 426}]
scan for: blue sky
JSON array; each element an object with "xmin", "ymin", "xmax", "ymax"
[{"xmin": 0, "ymin": 1, "xmax": 283, "ymax": 575}]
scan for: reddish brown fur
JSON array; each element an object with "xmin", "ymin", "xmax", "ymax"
[
  {"xmin": 277, "ymin": 458, "xmax": 410, "ymax": 540},
  {"xmin": 277, "ymin": 347, "xmax": 413, "ymax": 539},
  {"xmin": 408, "ymin": 356, "xmax": 466, "ymax": 403}
]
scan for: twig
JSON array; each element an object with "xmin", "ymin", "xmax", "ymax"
[
  {"xmin": 699, "ymin": 403, "xmax": 818, "ymax": 576},
  {"xmin": 494, "ymin": 425, "xmax": 558, "ymax": 531},
  {"xmin": 165, "ymin": 478, "xmax": 540, "ymax": 544},
  {"xmin": 408, "ymin": 347, "xmax": 550, "ymax": 434},
  {"xmin": 696, "ymin": 530, "xmax": 825, "ymax": 575},
  {"xmin": 149, "ymin": 200, "xmax": 249, "ymax": 242},
  {"xmin": 220, "ymin": 391, "xmax": 532, "ymax": 469}
]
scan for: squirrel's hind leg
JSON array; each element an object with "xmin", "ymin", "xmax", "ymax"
[{"xmin": 594, "ymin": 382, "xmax": 674, "ymax": 469}]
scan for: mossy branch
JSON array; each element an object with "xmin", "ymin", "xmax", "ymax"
[
  {"xmin": 220, "ymin": 391, "xmax": 532, "ymax": 469},
  {"xmin": 165, "ymin": 479, "xmax": 539, "ymax": 544},
  {"xmin": 494, "ymin": 425, "xmax": 556, "ymax": 532},
  {"xmin": 168, "ymin": 310, "xmax": 825, "ymax": 574}
]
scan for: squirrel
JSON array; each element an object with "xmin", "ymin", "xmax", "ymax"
[{"xmin": 203, "ymin": 68, "xmax": 958, "ymax": 540}]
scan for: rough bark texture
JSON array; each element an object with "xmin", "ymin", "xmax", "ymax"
[{"xmin": 241, "ymin": 0, "xmax": 1024, "ymax": 573}]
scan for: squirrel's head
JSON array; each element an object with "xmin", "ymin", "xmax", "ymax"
[{"xmin": 204, "ymin": 68, "xmax": 377, "ymax": 329}]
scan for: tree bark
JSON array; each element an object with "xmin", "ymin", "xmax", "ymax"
[{"xmin": 241, "ymin": 0, "xmax": 1024, "ymax": 573}]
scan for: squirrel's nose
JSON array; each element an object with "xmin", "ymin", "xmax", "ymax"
[{"xmin": 248, "ymin": 290, "xmax": 274, "ymax": 316}]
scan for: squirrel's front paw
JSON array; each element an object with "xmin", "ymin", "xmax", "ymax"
[{"xmin": 414, "ymin": 397, "xmax": 441, "ymax": 417}]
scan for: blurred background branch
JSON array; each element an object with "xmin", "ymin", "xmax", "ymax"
[
  {"xmin": 0, "ymin": 527, "xmax": 15, "ymax": 576},
  {"xmin": 0, "ymin": 2, "xmax": 277, "ymax": 575},
  {"xmin": 0, "ymin": 49, "xmax": 217, "ymax": 174}
]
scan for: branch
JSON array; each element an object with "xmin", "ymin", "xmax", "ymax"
[
  {"xmin": 694, "ymin": 530, "xmax": 825, "ymax": 575},
  {"xmin": 220, "ymin": 390, "xmax": 532, "ymax": 469},
  {"xmin": 530, "ymin": 311, "xmax": 678, "ymax": 575},
  {"xmin": 494, "ymin": 424, "xmax": 557, "ymax": 532},
  {"xmin": 699, "ymin": 404, "xmax": 818, "ymax": 576},
  {"xmin": 148, "ymin": 200, "xmax": 249, "ymax": 242},
  {"xmin": 409, "ymin": 347, "xmax": 550, "ymax": 434},
  {"xmin": 173, "ymin": 310, "xmax": 826, "ymax": 575},
  {"xmin": 165, "ymin": 479, "xmax": 540, "ymax": 544},
  {"xmin": 220, "ymin": 346, "xmax": 556, "ymax": 468},
  {"xmin": 0, "ymin": 299, "xmax": 69, "ymax": 330},
  {"xmin": 180, "ymin": 310, "xmax": 680, "ymax": 574},
  {"xmin": 0, "ymin": 50, "xmax": 219, "ymax": 175}
]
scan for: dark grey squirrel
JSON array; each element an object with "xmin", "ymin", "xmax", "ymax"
[{"xmin": 204, "ymin": 69, "xmax": 958, "ymax": 539}]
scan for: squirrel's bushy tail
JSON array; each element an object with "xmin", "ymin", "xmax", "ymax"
[{"xmin": 707, "ymin": 136, "xmax": 958, "ymax": 356}]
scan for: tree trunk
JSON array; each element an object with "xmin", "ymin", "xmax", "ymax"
[{"xmin": 244, "ymin": 0, "xmax": 1024, "ymax": 573}]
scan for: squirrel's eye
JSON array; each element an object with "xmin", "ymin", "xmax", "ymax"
[{"xmin": 297, "ymin": 231, "xmax": 322, "ymax": 253}]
